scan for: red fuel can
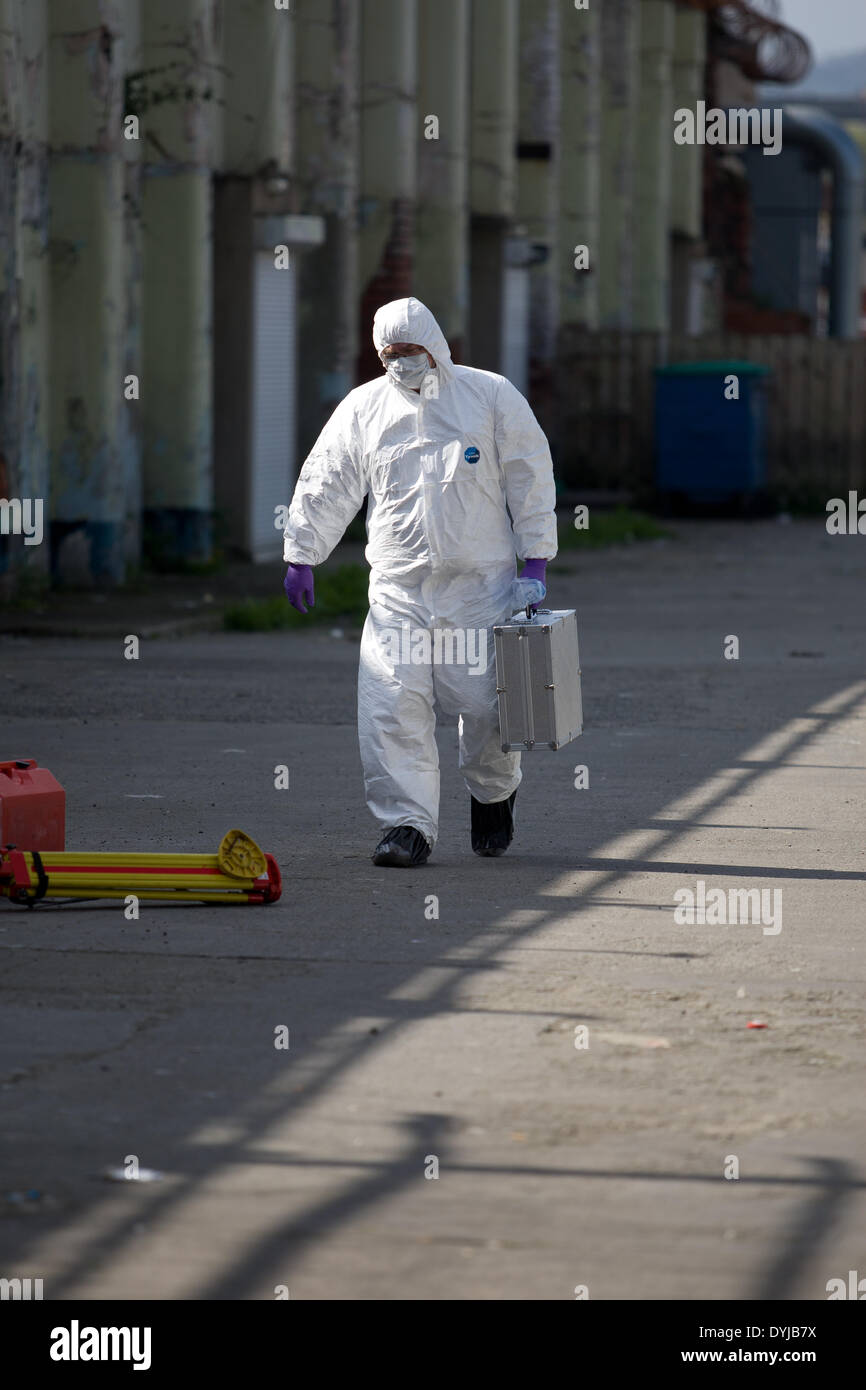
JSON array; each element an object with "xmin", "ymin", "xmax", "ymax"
[{"xmin": 0, "ymin": 760, "xmax": 66, "ymax": 851}]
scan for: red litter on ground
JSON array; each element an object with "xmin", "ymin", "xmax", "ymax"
[{"xmin": 746, "ymin": 1020, "xmax": 768, "ymax": 1029}]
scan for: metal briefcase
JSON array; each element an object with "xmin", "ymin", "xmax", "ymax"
[{"xmin": 493, "ymin": 608, "xmax": 583, "ymax": 751}]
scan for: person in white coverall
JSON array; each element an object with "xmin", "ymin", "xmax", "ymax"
[{"xmin": 282, "ymin": 296, "xmax": 557, "ymax": 867}]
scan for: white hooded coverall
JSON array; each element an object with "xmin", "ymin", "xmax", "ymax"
[{"xmin": 283, "ymin": 297, "xmax": 557, "ymax": 848}]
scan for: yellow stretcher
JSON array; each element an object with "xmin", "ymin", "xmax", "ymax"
[{"xmin": 0, "ymin": 829, "xmax": 281, "ymax": 907}]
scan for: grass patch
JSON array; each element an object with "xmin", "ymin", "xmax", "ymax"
[
  {"xmin": 557, "ymin": 506, "xmax": 673, "ymax": 549},
  {"xmin": 0, "ymin": 564, "xmax": 52, "ymax": 610},
  {"xmin": 223, "ymin": 563, "xmax": 369, "ymax": 632}
]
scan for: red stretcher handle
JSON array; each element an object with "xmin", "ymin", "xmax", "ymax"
[
  {"xmin": 0, "ymin": 848, "xmax": 34, "ymax": 895},
  {"xmin": 261, "ymin": 854, "xmax": 282, "ymax": 904}
]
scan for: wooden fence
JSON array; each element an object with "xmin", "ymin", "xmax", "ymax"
[{"xmin": 553, "ymin": 331, "xmax": 866, "ymax": 500}]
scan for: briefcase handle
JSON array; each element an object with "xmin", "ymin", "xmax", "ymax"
[{"xmin": 513, "ymin": 606, "xmax": 553, "ymax": 624}]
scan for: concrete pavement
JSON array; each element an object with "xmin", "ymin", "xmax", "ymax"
[{"xmin": 2, "ymin": 519, "xmax": 865, "ymax": 1299}]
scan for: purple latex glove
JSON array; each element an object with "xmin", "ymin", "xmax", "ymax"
[
  {"xmin": 521, "ymin": 557, "xmax": 547, "ymax": 611},
  {"xmin": 284, "ymin": 563, "xmax": 315, "ymax": 614},
  {"xmin": 521, "ymin": 558, "xmax": 547, "ymax": 585}
]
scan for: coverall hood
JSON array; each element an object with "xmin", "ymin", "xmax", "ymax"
[{"xmin": 372, "ymin": 297, "xmax": 456, "ymax": 385}]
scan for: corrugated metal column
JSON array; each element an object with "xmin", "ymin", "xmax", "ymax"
[
  {"xmin": 634, "ymin": 0, "xmax": 675, "ymax": 331},
  {"xmin": 358, "ymin": 0, "xmax": 417, "ymax": 381},
  {"xmin": 213, "ymin": 0, "xmax": 294, "ymax": 559},
  {"xmin": 215, "ymin": 0, "xmax": 296, "ymax": 556},
  {"xmin": 415, "ymin": 0, "xmax": 470, "ymax": 361},
  {"xmin": 47, "ymin": 0, "xmax": 127, "ymax": 582},
  {"xmin": 516, "ymin": 0, "xmax": 561, "ymax": 365},
  {"xmin": 120, "ymin": 0, "xmax": 143, "ymax": 575},
  {"xmin": 598, "ymin": 0, "xmax": 640, "ymax": 329},
  {"xmin": 558, "ymin": 0, "xmax": 601, "ymax": 334},
  {"xmin": 217, "ymin": 0, "xmax": 292, "ymax": 178},
  {"xmin": 139, "ymin": 0, "xmax": 218, "ymax": 566},
  {"xmin": 468, "ymin": 0, "xmax": 519, "ymax": 371},
  {"xmin": 295, "ymin": 0, "xmax": 359, "ymax": 449},
  {"xmin": 671, "ymin": 6, "xmax": 706, "ymax": 240},
  {"xmin": 469, "ymin": 0, "xmax": 518, "ymax": 221},
  {"xmin": 669, "ymin": 6, "xmax": 707, "ymax": 335},
  {"xmin": 0, "ymin": 0, "xmax": 50, "ymax": 588},
  {"xmin": 0, "ymin": 0, "xmax": 20, "ymax": 536}
]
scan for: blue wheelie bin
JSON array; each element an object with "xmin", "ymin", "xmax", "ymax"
[{"xmin": 654, "ymin": 360, "xmax": 770, "ymax": 510}]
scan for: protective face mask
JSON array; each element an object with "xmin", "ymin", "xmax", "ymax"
[{"xmin": 382, "ymin": 352, "xmax": 432, "ymax": 388}]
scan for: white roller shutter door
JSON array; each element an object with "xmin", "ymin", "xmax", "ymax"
[
  {"xmin": 502, "ymin": 263, "xmax": 530, "ymax": 397},
  {"xmin": 250, "ymin": 250, "xmax": 296, "ymax": 561}
]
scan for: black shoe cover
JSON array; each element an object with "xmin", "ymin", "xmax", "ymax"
[
  {"xmin": 471, "ymin": 789, "xmax": 517, "ymax": 857},
  {"xmin": 372, "ymin": 825, "xmax": 431, "ymax": 868}
]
